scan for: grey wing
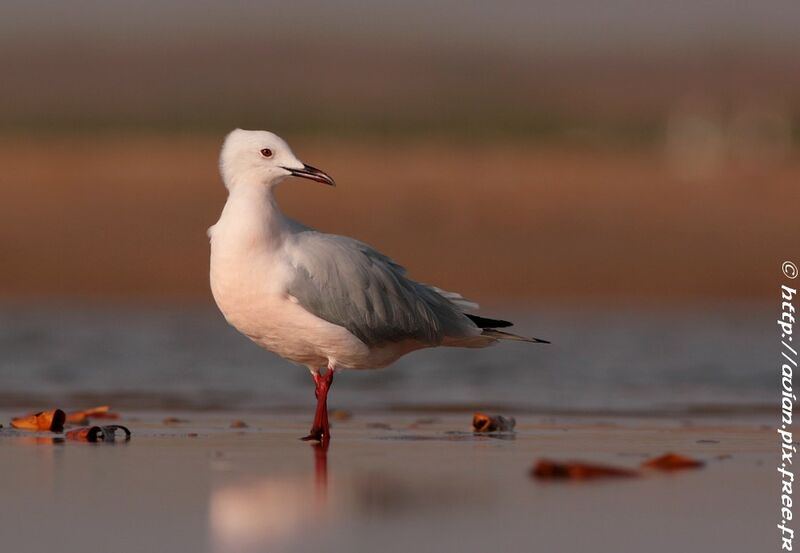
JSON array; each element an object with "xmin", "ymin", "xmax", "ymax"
[{"xmin": 286, "ymin": 231, "xmax": 479, "ymax": 346}]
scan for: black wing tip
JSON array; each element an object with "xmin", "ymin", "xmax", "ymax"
[
  {"xmin": 481, "ymin": 329, "xmax": 551, "ymax": 344},
  {"xmin": 466, "ymin": 314, "xmax": 514, "ymax": 329},
  {"xmin": 467, "ymin": 315, "xmax": 550, "ymax": 343}
]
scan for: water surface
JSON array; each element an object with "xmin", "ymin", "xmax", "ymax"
[{"xmin": 0, "ymin": 304, "xmax": 772, "ymax": 414}]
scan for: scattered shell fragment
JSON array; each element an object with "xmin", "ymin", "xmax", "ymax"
[
  {"xmin": 11, "ymin": 409, "xmax": 66, "ymax": 433},
  {"xmin": 229, "ymin": 420, "xmax": 248, "ymax": 428},
  {"xmin": 65, "ymin": 426, "xmax": 104, "ymax": 442},
  {"xmin": 65, "ymin": 425, "xmax": 131, "ymax": 442},
  {"xmin": 642, "ymin": 453, "xmax": 704, "ymax": 471},
  {"xmin": 531, "ymin": 459, "xmax": 639, "ymax": 480},
  {"xmin": 472, "ymin": 413, "xmax": 516, "ymax": 433},
  {"xmin": 102, "ymin": 425, "xmax": 131, "ymax": 441}
]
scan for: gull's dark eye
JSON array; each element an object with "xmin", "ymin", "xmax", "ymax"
[{"xmin": 260, "ymin": 148, "xmax": 273, "ymax": 158}]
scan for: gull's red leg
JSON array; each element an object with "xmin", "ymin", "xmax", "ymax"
[{"xmin": 301, "ymin": 367, "xmax": 334, "ymax": 441}]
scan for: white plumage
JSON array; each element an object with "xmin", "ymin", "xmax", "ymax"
[{"xmin": 208, "ymin": 129, "xmax": 547, "ymax": 440}]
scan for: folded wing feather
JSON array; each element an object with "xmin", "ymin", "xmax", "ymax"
[{"xmin": 286, "ymin": 231, "xmax": 478, "ymax": 346}]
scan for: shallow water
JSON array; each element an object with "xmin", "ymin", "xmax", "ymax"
[
  {"xmin": 0, "ymin": 303, "xmax": 772, "ymax": 414},
  {"xmin": 0, "ymin": 412, "xmax": 774, "ymax": 553}
]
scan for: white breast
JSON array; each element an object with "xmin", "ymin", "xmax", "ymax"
[{"xmin": 208, "ymin": 197, "xmax": 378, "ymax": 370}]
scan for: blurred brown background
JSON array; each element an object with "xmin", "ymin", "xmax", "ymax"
[{"xmin": 1, "ymin": 1, "xmax": 798, "ymax": 307}]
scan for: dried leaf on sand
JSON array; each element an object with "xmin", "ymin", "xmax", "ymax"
[
  {"xmin": 11, "ymin": 409, "xmax": 66, "ymax": 433},
  {"xmin": 65, "ymin": 405, "xmax": 119, "ymax": 424},
  {"xmin": 531, "ymin": 459, "xmax": 639, "ymax": 480},
  {"xmin": 472, "ymin": 413, "xmax": 516, "ymax": 433},
  {"xmin": 642, "ymin": 453, "xmax": 704, "ymax": 471}
]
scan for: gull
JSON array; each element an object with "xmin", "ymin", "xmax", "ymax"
[{"xmin": 209, "ymin": 129, "xmax": 549, "ymax": 441}]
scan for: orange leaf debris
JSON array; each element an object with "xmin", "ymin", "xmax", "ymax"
[
  {"xmin": 66, "ymin": 405, "xmax": 119, "ymax": 424},
  {"xmin": 642, "ymin": 453, "xmax": 705, "ymax": 471},
  {"xmin": 11, "ymin": 409, "xmax": 66, "ymax": 433},
  {"xmin": 531, "ymin": 459, "xmax": 639, "ymax": 480}
]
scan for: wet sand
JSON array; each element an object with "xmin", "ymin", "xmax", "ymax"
[{"xmin": 0, "ymin": 410, "xmax": 773, "ymax": 553}]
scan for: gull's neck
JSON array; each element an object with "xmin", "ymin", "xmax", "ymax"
[{"xmin": 215, "ymin": 182, "xmax": 292, "ymax": 251}]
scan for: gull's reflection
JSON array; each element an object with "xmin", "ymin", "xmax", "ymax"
[
  {"xmin": 313, "ymin": 437, "xmax": 330, "ymax": 503},
  {"xmin": 210, "ymin": 440, "xmax": 330, "ymax": 553},
  {"xmin": 210, "ymin": 438, "xmax": 484, "ymax": 553}
]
